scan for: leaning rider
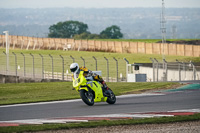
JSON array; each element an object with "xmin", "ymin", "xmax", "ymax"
[{"xmin": 70, "ymin": 63, "xmax": 109, "ymax": 95}]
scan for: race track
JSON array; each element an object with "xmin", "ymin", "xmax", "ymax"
[{"xmin": 0, "ymin": 84, "xmax": 200, "ymax": 122}]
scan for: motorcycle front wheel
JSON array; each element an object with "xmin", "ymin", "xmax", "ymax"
[
  {"xmin": 106, "ymin": 89, "xmax": 116, "ymax": 104},
  {"xmin": 80, "ymin": 89, "xmax": 94, "ymax": 106}
]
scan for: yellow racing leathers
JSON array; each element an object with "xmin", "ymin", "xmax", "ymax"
[{"xmin": 79, "ymin": 67, "xmax": 108, "ymax": 90}]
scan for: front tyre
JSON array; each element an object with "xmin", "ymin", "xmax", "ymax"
[
  {"xmin": 106, "ymin": 89, "xmax": 116, "ymax": 104},
  {"xmin": 80, "ymin": 89, "xmax": 94, "ymax": 106}
]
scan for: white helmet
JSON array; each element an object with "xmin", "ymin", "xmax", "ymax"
[{"xmin": 70, "ymin": 63, "xmax": 79, "ymax": 73}]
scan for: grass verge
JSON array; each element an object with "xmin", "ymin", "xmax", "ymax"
[
  {"xmin": 0, "ymin": 113, "xmax": 199, "ymax": 133},
  {"xmin": 92, "ymin": 39, "xmax": 200, "ymax": 43},
  {"xmin": 1, "ymin": 48, "xmax": 199, "ymax": 64},
  {"xmin": 0, "ymin": 82, "xmax": 179, "ymax": 105}
]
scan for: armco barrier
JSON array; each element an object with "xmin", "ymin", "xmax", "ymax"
[{"xmin": 0, "ymin": 35, "xmax": 200, "ymax": 57}]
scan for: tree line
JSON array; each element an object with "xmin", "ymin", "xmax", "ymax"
[{"xmin": 48, "ymin": 20, "xmax": 123, "ymax": 39}]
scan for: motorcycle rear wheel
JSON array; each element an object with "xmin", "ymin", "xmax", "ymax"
[{"xmin": 80, "ymin": 89, "xmax": 94, "ymax": 106}]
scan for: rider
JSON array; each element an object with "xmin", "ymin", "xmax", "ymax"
[{"xmin": 70, "ymin": 63, "xmax": 109, "ymax": 95}]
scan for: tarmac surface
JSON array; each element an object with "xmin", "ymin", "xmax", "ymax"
[{"xmin": 0, "ymin": 84, "xmax": 200, "ymax": 127}]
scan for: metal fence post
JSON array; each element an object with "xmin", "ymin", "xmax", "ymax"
[
  {"xmin": 163, "ymin": 59, "xmax": 168, "ymax": 81},
  {"xmin": 2, "ymin": 51, "xmax": 7, "ymax": 75},
  {"xmin": 123, "ymin": 58, "xmax": 129, "ymax": 64},
  {"xmin": 154, "ymin": 58, "xmax": 159, "ymax": 82},
  {"xmin": 21, "ymin": 53, "xmax": 26, "ymax": 77},
  {"xmin": 49, "ymin": 54, "xmax": 54, "ymax": 79},
  {"xmin": 30, "ymin": 53, "xmax": 35, "ymax": 79},
  {"xmin": 176, "ymin": 59, "xmax": 181, "ymax": 81},
  {"xmin": 80, "ymin": 56, "xmax": 85, "ymax": 67},
  {"xmin": 59, "ymin": 55, "xmax": 64, "ymax": 80},
  {"xmin": 70, "ymin": 55, "xmax": 75, "ymax": 63},
  {"xmin": 104, "ymin": 57, "xmax": 109, "ymax": 82},
  {"xmin": 123, "ymin": 58, "xmax": 129, "ymax": 82},
  {"xmin": 183, "ymin": 62, "xmax": 186, "ymax": 80},
  {"xmin": 39, "ymin": 54, "xmax": 44, "ymax": 79},
  {"xmin": 113, "ymin": 57, "xmax": 118, "ymax": 82},
  {"xmin": 150, "ymin": 58, "xmax": 155, "ymax": 82},
  {"xmin": 92, "ymin": 56, "xmax": 97, "ymax": 71},
  {"xmin": 4, "ymin": 31, "xmax": 9, "ymax": 74},
  {"xmin": 12, "ymin": 52, "xmax": 17, "ymax": 82},
  {"xmin": 190, "ymin": 61, "xmax": 196, "ymax": 80}
]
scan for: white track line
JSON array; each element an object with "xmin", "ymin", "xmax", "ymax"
[
  {"xmin": 1, "ymin": 108, "xmax": 199, "ymax": 125},
  {"xmin": 0, "ymin": 99, "xmax": 82, "ymax": 108},
  {"xmin": 168, "ymin": 109, "xmax": 200, "ymax": 113},
  {"xmin": 1, "ymin": 119, "xmax": 88, "ymax": 124},
  {"xmin": 83, "ymin": 114, "xmax": 173, "ymax": 118},
  {"xmin": 0, "ymin": 93, "xmax": 164, "ymax": 108},
  {"xmin": 117, "ymin": 93, "xmax": 164, "ymax": 98}
]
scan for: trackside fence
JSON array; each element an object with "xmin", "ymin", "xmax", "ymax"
[
  {"xmin": 0, "ymin": 52, "xmax": 199, "ymax": 83},
  {"xmin": 146, "ymin": 58, "xmax": 200, "ymax": 82},
  {"xmin": 0, "ymin": 52, "xmax": 127, "ymax": 82}
]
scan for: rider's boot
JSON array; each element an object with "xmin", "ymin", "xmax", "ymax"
[{"xmin": 101, "ymin": 81, "xmax": 110, "ymax": 96}]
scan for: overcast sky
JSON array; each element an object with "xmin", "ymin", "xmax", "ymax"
[{"xmin": 0, "ymin": 0, "xmax": 200, "ymax": 8}]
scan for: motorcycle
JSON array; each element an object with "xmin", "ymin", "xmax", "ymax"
[{"xmin": 72, "ymin": 71, "xmax": 116, "ymax": 106}]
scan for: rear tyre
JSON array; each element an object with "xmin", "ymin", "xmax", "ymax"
[
  {"xmin": 80, "ymin": 89, "xmax": 94, "ymax": 106},
  {"xmin": 106, "ymin": 89, "xmax": 116, "ymax": 104}
]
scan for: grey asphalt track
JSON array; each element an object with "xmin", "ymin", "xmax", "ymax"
[{"xmin": 0, "ymin": 87, "xmax": 200, "ymax": 121}]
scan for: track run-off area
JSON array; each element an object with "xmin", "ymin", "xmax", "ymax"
[{"xmin": 0, "ymin": 83, "xmax": 200, "ymax": 127}]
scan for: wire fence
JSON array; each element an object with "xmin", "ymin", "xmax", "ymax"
[
  {"xmin": 0, "ymin": 51, "xmax": 199, "ymax": 83},
  {"xmin": 0, "ymin": 52, "xmax": 127, "ymax": 82},
  {"xmin": 148, "ymin": 58, "xmax": 199, "ymax": 82}
]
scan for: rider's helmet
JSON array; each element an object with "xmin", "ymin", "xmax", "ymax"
[{"xmin": 70, "ymin": 63, "xmax": 79, "ymax": 73}]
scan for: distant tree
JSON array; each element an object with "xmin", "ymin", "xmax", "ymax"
[
  {"xmin": 88, "ymin": 34, "xmax": 102, "ymax": 39},
  {"xmin": 73, "ymin": 32, "xmax": 90, "ymax": 39},
  {"xmin": 100, "ymin": 25, "xmax": 123, "ymax": 39},
  {"xmin": 48, "ymin": 20, "xmax": 88, "ymax": 38},
  {"xmin": 73, "ymin": 32, "xmax": 102, "ymax": 39}
]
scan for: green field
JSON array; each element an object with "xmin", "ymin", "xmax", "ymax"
[
  {"xmin": 1, "ymin": 47, "xmax": 199, "ymax": 63},
  {"xmin": 92, "ymin": 39, "xmax": 162, "ymax": 43},
  {"xmin": 0, "ymin": 82, "xmax": 179, "ymax": 105},
  {"xmin": 89, "ymin": 39, "xmax": 200, "ymax": 43}
]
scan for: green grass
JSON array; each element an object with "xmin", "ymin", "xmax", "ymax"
[
  {"xmin": 0, "ymin": 47, "xmax": 199, "ymax": 63},
  {"xmin": 90, "ymin": 39, "xmax": 200, "ymax": 43},
  {"xmin": 0, "ymin": 82, "xmax": 178, "ymax": 105},
  {"xmin": 93, "ymin": 39, "xmax": 162, "ymax": 43},
  {"xmin": 0, "ymin": 113, "xmax": 199, "ymax": 133}
]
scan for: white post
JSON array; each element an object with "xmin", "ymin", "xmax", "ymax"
[
  {"xmin": 3, "ymin": 31, "xmax": 9, "ymax": 74},
  {"xmin": 123, "ymin": 58, "xmax": 129, "ymax": 82}
]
